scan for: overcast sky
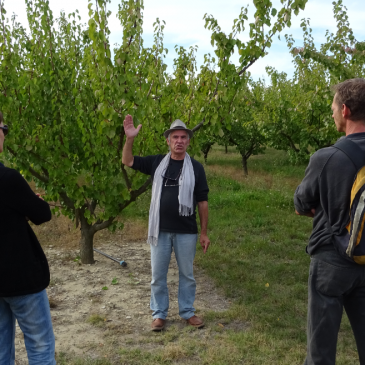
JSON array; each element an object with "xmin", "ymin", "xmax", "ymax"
[{"xmin": 3, "ymin": 0, "xmax": 365, "ymax": 80}]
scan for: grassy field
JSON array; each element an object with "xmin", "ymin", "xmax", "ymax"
[{"xmin": 32, "ymin": 146, "xmax": 359, "ymax": 364}]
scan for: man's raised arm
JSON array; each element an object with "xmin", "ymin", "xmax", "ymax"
[{"xmin": 122, "ymin": 114, "xmax": 142, "ymax": 167}]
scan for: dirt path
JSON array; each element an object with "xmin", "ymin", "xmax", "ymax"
[{"xmin": 14, "ymin": 241, "xmax": 230, "ymax": 363}]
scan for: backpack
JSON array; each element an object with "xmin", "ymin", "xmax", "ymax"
[{"xmin": 333, "ymin": 138, "xmax": 365, "ymax": 264}]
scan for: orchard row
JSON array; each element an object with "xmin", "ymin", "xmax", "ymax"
[{"xmin": 0, "ymin": 0, "xmax": 362, "ymax": 262}]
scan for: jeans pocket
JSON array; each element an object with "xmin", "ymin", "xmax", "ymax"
[{"xmin": 315, "ymin": 260, "xmax": 356, "ymax": 297}]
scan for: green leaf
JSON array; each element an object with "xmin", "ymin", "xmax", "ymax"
[{"xmin": 107, "ymin": 129, "xmax": 115, "ymax": 138}]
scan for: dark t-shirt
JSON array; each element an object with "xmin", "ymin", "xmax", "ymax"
[
  {"xmin": 294, "ymin": 133, "xmax": 365, "ymax": 257},
  {"xmin": 131, "ymin": 154, "xmax": 209, "ymax": 233}
]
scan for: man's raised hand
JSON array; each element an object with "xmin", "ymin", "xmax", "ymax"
[{"xmin": 123, "ymin": 114, "xmax": 142, "ymax": 138}]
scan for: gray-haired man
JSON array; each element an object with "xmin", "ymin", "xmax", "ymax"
[{"xmin": 122, "ymin": 114, "xmax": 210, "ymax": 331}]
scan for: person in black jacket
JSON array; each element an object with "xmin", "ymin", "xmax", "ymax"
[
  {"xmin": 294, "ymin": 79, "xmax": 365, "ymax": 365},
  {"xmin": 0, "ymin": 112, "xmax": 56, "ymax": 365}
]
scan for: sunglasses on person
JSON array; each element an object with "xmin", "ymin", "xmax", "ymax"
[
  {"xmin": 0, "ymin": 124, "xmax": 8, "ymax": 136},
  {"xmin": 161, "ymin": 167, "xmax": 182, "ymax": 187}
]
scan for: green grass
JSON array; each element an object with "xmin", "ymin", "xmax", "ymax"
[
  {"xmin": 193, "ymin": 147, "xmax": 358, "ymax": 364},
  {"xmin": 57, "ymin": 352, "xmax": 112, "ymax": 365},
  {"xmin": 193, "ymin": 149, "xmax": 311, "ymax": 363},
  {"xmin": 87, "ymin": 314, "xmax": 107, "ymax": 327},
  {"xmin": 59, "ymin": 146, "xmax": 359, "ymax": 364}
]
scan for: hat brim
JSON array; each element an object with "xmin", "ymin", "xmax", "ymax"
[{"xmin": 163, "ymin": 127, "xmax": 193, "ymax": 139}]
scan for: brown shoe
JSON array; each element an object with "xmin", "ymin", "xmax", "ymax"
[
  {"xmin": 151, "ymin": 318, "xmax": 165, "ymax": 331},
  {"xmin": 186, "ymin": 315, "xmax": 204, "ymax": 328}
]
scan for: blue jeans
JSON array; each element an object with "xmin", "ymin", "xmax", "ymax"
[
  {"xmin": 150, "ymin": 232, "xmax": 198, "ymax": 320},
  {"xmin": 0, "ymin": 290, "xmax": 56, "ymax": 365},
  {"xmin": 305, "ymin": 248, "xmax": 365, "ymax": 365}
]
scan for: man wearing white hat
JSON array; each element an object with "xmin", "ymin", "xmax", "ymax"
[{"xmin": 122, "ymin": 114, "xmax": 210, "ymax": 331}]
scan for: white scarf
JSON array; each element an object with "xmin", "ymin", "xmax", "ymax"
[{"xmin": 147, "ymin": 152, "xmax": 195, "ymax": 246}]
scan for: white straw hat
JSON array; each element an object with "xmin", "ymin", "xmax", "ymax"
[{"xmin": 163, "ymin": 119, "xmax": 193, "ymax": 139}]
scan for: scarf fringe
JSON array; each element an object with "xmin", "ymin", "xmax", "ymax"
[
  {"xmin": 179, "ymin": 204, "xmax": 193, "ymax": 216},
  {"xmin": 147, "ymin": 236, "xmax": 158, "ymax": 246}
]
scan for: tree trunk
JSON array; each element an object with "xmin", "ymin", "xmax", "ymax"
[
  {"xmin": 225, "ymin": 144, "xmax": 228, "ymax": 154},
  {"xmin": 201, "ymin": 144, "xmax": 212, "ymax": 164},
  {"xmin": 241, "ymin": 154, "xmax": 248, "ymax": 177},
  {"xmin": 204, "ymin": 147, "xmax": 210, "ymax": 164},
  {"xmin": 79, "ymin": 214, "xmax": 96, "ymax": 264}
]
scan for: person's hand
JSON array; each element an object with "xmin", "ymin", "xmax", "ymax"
[
  {"xmin": 200, "ymin": 233, "xmax": 210, "ymax": 254},
  {"xmin": 123, "ymin": 114, "xmax": 142, "ymax": 138},
  {"xmin": 295, "ymin": 208, "xmax": 315, "ymax": 218}
]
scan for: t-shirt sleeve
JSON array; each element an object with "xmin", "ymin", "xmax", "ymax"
[
  {"xmin": 3, "ymin": 169, "xmax": 52, "ymax": 225},
  {"xmin": 194, "ymin": 163, "xmax": 209, "ymax": 202},
  {"xmin": 131, "ymin": 155, "xmax": 159, "ymax": 176}
]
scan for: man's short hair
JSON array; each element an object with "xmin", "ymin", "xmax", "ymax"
[{"xmin": 332, "ymin": 78, "xmax": 365, "ymax": 121}]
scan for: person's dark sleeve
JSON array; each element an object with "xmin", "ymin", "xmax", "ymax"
[
  {"xmin": 294, "ymin": 152, "xmax": 322, "ymax": 214},
  {"xmin": 195, "ymin": 164, "xmax": 209, "ymax": 202},
  {"xmin": 131, "ymin": 155, "xmax": 159, "ymax": 176},
  {"xmin": 3, "ymin": 169, "xmax": 52, "ymax": 225}
]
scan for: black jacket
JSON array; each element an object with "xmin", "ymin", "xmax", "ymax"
[
  {"xmin": 0, "ymin": 163, "xmax": 52, "ymax": 296},
  {"xmin": 294, "ymin": 133, "xmax": 365, "ymax": 256}
]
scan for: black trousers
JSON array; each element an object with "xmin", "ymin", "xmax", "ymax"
[{"xmin": 305, "ymin": 248, "xmax": 365, "ymax": 365}]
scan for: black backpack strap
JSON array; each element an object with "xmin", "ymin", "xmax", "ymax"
[{"xmin": 333, "ymin": 138, "xmax": 365, "ymax": 171}]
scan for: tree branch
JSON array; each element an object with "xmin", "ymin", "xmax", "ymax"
[
  {"xmin": 117, "ymin": 124, "xmax": 126, "ymax": 155},
  {"xmin": 280, "ymin": 132, "xmax": 299, "ymax": 152},
  {"xmin": 93, "ymin": 216, "xmax": 115, "ymax": 232},
  {"xmin": 146, "ymin": 80, "xmax": 154, "ymax": 99},
  {"xmin": 90, "ymin": 200, "xmax": 97, "ymax": 215},
  {"xmin": 121, "ymin": 163, "xmax": 132, "ymax": 190},
  {"xmin": 59, "ymin": 191, "xmax": 75, "ymax": 210},
  {"xmin": 93, "ymin": 176, "xmax": 152, "ymax": 233},
  {"xmin": 192, "ymin": 117, "xmax": 206, "ymax": 133},
  {"xmin": 6, "ymin": 146, "xmax": 50, "ymax": 183}
]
